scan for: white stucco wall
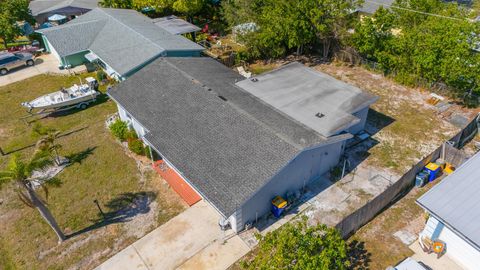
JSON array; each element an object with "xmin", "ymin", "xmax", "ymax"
[
  {"xmin": 422, "ymin": 216, "xmax": 480, "ymax": 270},
  {"xmin": 44, "ymin": 38, "xmax": 62, "ymax": 65},
  {"xmin": 348, "ymin": 106, "xmax": 370, "ymax": 134},
  {"xmin": 117, "ymin": 104, "xmax": 146, "ymax": 137}
]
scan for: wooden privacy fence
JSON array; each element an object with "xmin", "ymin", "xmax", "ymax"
[{"xmin": 335, "ymin": 114, "xmax": 479, "ymax": 238}]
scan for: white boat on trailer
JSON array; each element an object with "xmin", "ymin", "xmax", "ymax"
[{"xmin": 22, "ymin": 77, "xmax": 100, "ymax": 113}]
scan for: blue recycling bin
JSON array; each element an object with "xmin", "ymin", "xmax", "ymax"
[
  {"xmin": 425, "ymin": 163, "xmax": 441, "ymax": 182},
  {"xmin": 271, "ymin": 196, "xmax": 287, "ymax": 218}
]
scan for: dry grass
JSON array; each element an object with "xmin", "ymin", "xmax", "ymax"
[
  {"xmin": 315, "ymin": 63, "xmax": 459, "ymax": 174},
  {"xmin": 0, "ymin": 74, "xmax": 185, "ymax": 269},
  {"xmin": 348, "ymin": 184, "xmax": 433, "ymax": 269}
]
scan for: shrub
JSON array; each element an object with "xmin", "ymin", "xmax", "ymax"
[
  {"xmin": 97, "ymin": 69, "xmax": 107, "ymax": 82},
  {"xmin": 144, "ymin": 145, "xmax": 151, "ymax": 158},
  {"xmin": 128, "ymin": 138, "xmax": 145, "ymax": 155},
  {"xmin": 125, "ymin": 129, "xmax": 138, "ymax": 140},
  {"xmin": 109, "ymin": 119, "xmax": 129, "ymax": 141}
]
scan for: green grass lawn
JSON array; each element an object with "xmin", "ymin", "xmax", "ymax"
[{"xmin": 0, "ymin": 74, "xmax": 185, "ymax": 269}]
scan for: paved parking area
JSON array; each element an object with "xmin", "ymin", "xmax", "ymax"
[
  {"xmin": 95, "ymin": 200, "xmax": 250, "ymax": 270},
  {"xmin": 0, "ymin": 54, "xmax": 86, "ymax": 87}
]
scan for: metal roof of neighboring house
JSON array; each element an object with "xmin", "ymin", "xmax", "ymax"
[
  {"xmin": 29, "ymin": 0, "xmax": 99, "ymax": 16},
  {"xmin": 108, "ymin": 57, "xmax": 352, "ymax": 217},
  {"xmin": 37, "ymin": 8, "xmax": 204, "ymax": 76},
  {"xmin": 153, "ymin": 15, "xmax": 201, "ymax": 35},
  {"xmin": 357, "ymin": 0, "xmax": 395, "ymax": 15},
  {"xmin": 417, "ymin": 151, "xmax": 480, "ymax": 250},
  {"xmin": 235, "ymin": 62, "xmax": 378, "ymax": 137}
]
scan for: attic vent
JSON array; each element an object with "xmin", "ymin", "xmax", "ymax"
[
  {"xmin": 315, "ymin": 112, "xmax": 325, "ymax": 118},
  {"xmin": 250, "ymin": 78, "xmax": 259, "ymax": 82},
  {"xmin": 218, "ymin": 95, "xmax": 228, "ymax": 101}
]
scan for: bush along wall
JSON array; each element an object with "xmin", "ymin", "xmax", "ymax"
[{"xmin": 109, "ymin": 119, "xmax": 150, "ymax": 156}]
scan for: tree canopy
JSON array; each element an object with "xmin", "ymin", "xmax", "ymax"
[
  {"xmin": 0, "ymin": 0, "xmax": 33, "ymax": 48},
  {"xmin": 223, "ymin": 0, "xmax": 362, "ymax": 59},
  {"xmin": 351, "ymin": 0, "xmax": 480, "ymax": 98},
  {"xmin": 101, "ymin": 0, "xmax": 208, "ymax": 18},
  {"xmin": 241, "ymin": 217, "xmax": 349, "ymax": 270}
]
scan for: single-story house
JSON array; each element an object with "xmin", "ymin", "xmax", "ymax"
[
  {"xmin": 108, "ymin": 57, "xmax": 377, "ymax": 232},
  {"xmin": 152, "ymin": 15, "xmax": 201, "ymax": 35},
  {"xmin": 356, "ymin": 0, "xmax": 394, "ymax": 16},
  {"xmin": 29, "ymin": 0, "xmax": 100, "ymax": 23},
  {"xmin": 417, "ymin": 151, "xmax": 480, "ymax": 270},
  {"xmin": 36, "ymin": 8, "xmax": 204, "ymax": 80}
]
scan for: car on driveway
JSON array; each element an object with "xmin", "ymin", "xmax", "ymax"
[{"xmin": 0, "ymin": 52, "xmax": 35, "ymax": 75}]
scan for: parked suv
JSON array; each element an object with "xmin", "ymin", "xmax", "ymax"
[{"xmin": 0, "ymin": 52, "xmax": 34, "ymax": 75}]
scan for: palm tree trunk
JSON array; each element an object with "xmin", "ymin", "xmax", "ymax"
[
  {"xmin": 25, "ymin": 184, "xmax": 66, "ymax": 243},
  {"xmin": 53, "ymin": 147, "xmax": 60, "ymax": 165}
]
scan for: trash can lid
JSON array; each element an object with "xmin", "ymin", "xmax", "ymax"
[
  {"xmin": 425, "ymin": 162, "xmax": 440, "ymax": 171},
  {"xmin": 272, "ymin": 196, "xmax": 287, "ymax": 207}
]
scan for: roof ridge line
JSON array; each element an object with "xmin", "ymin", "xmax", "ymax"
[
  {"xmin": 97, "ymin": 8, "xmax": 166, "ymax": 52},
  {"xmin": 39, "ymin": 17, "xmax": 103, "ymax": 32},
  {"xmin": 162, "ymin": 58, "xmax": 312, "ymax": 150},
  {"xmin": 85, "ymin": 18, "xmax": 109, "ymax": 48}
]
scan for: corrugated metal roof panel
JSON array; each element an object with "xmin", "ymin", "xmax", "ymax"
[{"xmin": 417, "ymin": 151, "xmax": 480, "ymax": 250}]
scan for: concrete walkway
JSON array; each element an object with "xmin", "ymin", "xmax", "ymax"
[
  {"xmin": 0, "ymin": 54, "xmax": 86, "ymax": 87},
  {"xmin": 409, "ymin": 240, "xmax": 465, "ymax": 270},
  {"xmin": 95, "ymin": 200, "xmax": 250, "ymax": 270}
]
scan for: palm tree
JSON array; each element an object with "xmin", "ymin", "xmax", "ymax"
[
  {"xmin": 33, "ymin": 123, "xmax": 63, "ymax": 165},
  {"xmin": 36, "ymin": 130, "xmax": 63, "ymax": 165},
  {"xmin": 0, "ymin": 152, "xmax": 66, "ymax": 243}
]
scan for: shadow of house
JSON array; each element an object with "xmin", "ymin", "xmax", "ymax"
[
  {"xmin": 340, "ymin": 109, "xmax": 395, "ymax": 176},
  {"xmin": 364, "ymin": 109, "xmax": 395, "ymax": 137},
  {"xmin": 67, "ymin": 191, "xmax": 156, "ymax": 239}
]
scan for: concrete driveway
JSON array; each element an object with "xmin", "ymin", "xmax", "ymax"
[
  {"xmin": 95, "ymin": 200, "xmax": 250, "ymax": 270},
  {"xmin": 0, "ymin": 54, "xmax": 86, "ymax": 87}
]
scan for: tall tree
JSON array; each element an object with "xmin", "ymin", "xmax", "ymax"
[
  {"xmin": 100, "ymin": 0, "xmax": 133, "ymax": 9},
  {"xmin": 242, "ymin": 217, "xmax": 349, "ymax": 270},
  {"xmin": 223, "ymin": 0, "xmax": 361, "ymax": 59},
  {"xmin": 0, "ymin": 0, "xmax": 33, "ymax": 48},
  {"xmin": 351, "ymin": 6, "xmax": 397, "ymax": 71},
  {"xmin": 0, "ymin": 153, "xmax": 66, "ymax": 243},
  {"xmin": 351, "ymin": 0, "xmax": 480, "ymax": 97}
]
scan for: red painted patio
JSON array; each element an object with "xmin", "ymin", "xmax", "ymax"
[{"xmin": 153, "ymin": 160, "xmax": 201, "ymax": 206}]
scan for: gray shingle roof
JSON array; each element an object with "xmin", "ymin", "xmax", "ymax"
[
  {"xmin": 153, "ymin": 15, "xmax": 201, "ymax": 35},
  {"xmin": 29, "ymin": 0, "xmax": 99, "ymax": 16},
  {"xmin": 108, "ymin": 57, "xmax": 350, "ymax": 217},
  {"xmin": 417, "ymin": 152, "xmax": 480, "ymax": 250},
  {"xmin": 357, "ymin": 0, "xmax": 395, "ymax": 15},
  {"xmin": 37, "ymin": 8, "xmax": 204, "ymax": 76},
  {"xmin": 236, "ymin": 62, "xmax": 378, "ymax": 137}
]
